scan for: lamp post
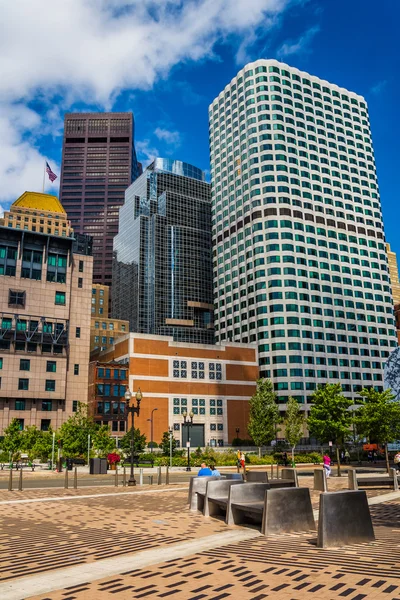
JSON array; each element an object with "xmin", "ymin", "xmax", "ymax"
[
  {"xmin": 125, "ymin": 386, "xmax": 143, "ymax": 486},
  {"xmin": 149, "ymin": 408, "xmax": 158, "ymax": 453},
  {"xmin": 182, "ymin": 410, "xmax": 194, "ymax": 472},
  {"xmin": 235, "ymin": 427, "xmax": 240, "ymax": 439},
  {"xmin": 168, "ymin": 426, "xmax": 173, "ymax": 468}
]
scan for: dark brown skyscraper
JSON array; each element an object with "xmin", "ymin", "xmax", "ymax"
[{"xmin": 59, "ymin": 112, "xmax": 141, "ymax": 285}]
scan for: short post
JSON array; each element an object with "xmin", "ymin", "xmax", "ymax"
[
  {"xmin": 277, "ymin": 464, "xmax": 280, "ymax": 479},
  {"xmin": 139, "ymin": 468, "xmax": 143, "ymax": 486},
  {"xmin": 157, "ymin": 466, "xmax": 162, "ymax": 485},
  {"xmin": 64, "ymin": 468, "xmax": 68, "ymax": 489},
  {"xmin": 18, "ymin": 468, "xmax": 23, "ymax": 491},
  {"xmin": 115, "ymin": 465, "xmax": 118, "ymax": 487},
  {"xmin": 123, "ymin": 466, "xmax": 127, "ymax": 487},
  {"xmin": 74, "ymin": 467, "xmax": 78, "ymax": 489},
  {"xmin": 166, "ymin": 465, "xmax": 169, "ymax": 485},
  {"xmin": 271, "ymin": 464, "xmax": 274, "ymax": 479},
  {"xmin": 148, "ymin": 475, "xmax": 153, "ymax": 485},
  {"xmin": 391, "ymin": 468, "xmax": 399, "ymax": 492},
  {"xmin": 8, "ymin": 468, "xmax": 12, "ymax": 491}
]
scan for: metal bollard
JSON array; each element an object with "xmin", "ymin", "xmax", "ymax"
[
  {"xmin": 8, "ymin": 468, "xmax": 13, "ymax": 491},
  {"xmin": 148, "ymin": 475, "xmax": 153, "ymax": 485},
  {"xmin": 166, "ymin": 466, "xmax": 169, "ymax": 485},
  {"xmin": 276, "ymin": 464, "xmax": 280, "ymax": 479},
  {"xmin": 157, "ymin": 466, "xmax": 162, "ymax": 485},
  {"xmin": 18, "ymin": 468, "xmax": 23, "ymax": 491},
  {"xmin": 123, "ymin": 466, "xmax": 126, "ymax": 487},
  {"xmin": 139, "ymin": 468, "xmax": 143, "ymax": 486},
  {"xmin": 64, "ymin": 468, "xmax": 68, "ymax": 489},
  {"xmin": 73, "ymin": 467, "xmax": 78, "ymax": 489},
  {"xmin": 271, "ymin": 464, "xmax": 274, "ymax": 479},
  {"xmin": 115, "ymin": 465, "xmax": 118, "ymax": 487}
]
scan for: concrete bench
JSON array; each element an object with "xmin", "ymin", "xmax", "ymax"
[
  {"xmin": 262, "ymin": 488, "xmax": 315, "ymax": 536},
  {"xmin": 314, "ymin": 469, "xmax": 328, "ymax": 492},
  {"xmin": 199, "ymin": 479, "xmax": 243, "ymax": 516},
  {"xmin": 280, "ymin": 468, "xmax": 299, "ymax": 487},
  {"xmin": 226, "ymin": 482, "xmax": 270, "ymax": 525},
  {"xmin": 348, "ymin": 469, "xmax": 399, "ymax": 491},
  {"xmin": 246, "ymin": 471, "xmax": 269, "ymax": 482},
  {"xmin": 188, "ymin": 476, "xmax": 220, "ymax": 510},
  {"xmin": 317, "ymin": 490, "xmax": 375, "ymax": 548}
]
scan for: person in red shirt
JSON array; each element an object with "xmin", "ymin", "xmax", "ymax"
[{"xmin": 323, "ymin": 454, "xmax": 331, "ymax": 477}]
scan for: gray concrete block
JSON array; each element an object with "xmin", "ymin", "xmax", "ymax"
[
  {"xmin": 317, "ymin": 490, "xmax": 375, "ymax": 548},
  {"xmin": 224, "ymin": 474, "xmax": 244, "ymax": 480},
  {"xmin": 246, "ymin": 471, "xmax": 269, "ymax": 483},
  {"xmin": 348, "ymin": 469, "xmax": 358, "ymax": 491},
  {"xmin": 261, "ymin": 488, "xmax": 315, "ymax": 536},
  {"xmin": 226, "ymin": 482, "xmax": 270, "ymax": 525},
  {"xmin": 314, "ymin": 469, "xmax": 328, "ymax": 492},
  {"xmin": 188, "ymin": 476, "xmax": 218, "ymax": 511},
  {"xmin": 203, "ymin": 479, "xmax": 243, "ymax": 517},
  {"xmin": 280, "ymin": 468, "xmax": 299, "ymax": 487}
]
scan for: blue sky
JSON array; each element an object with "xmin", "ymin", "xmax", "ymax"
[{"xmin": 1, "ymin": 0, "xmax": 398, "ymax": 255}]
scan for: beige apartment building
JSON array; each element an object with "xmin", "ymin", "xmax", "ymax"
[
  {"xmin": 0, "ymin": 192, "xmax": 92, "ymax": 434},
  {"xmin": 90, "ymin": 284, "xmax": 129, "ymax": 354},
  {"xmin": 386, "ymin": 243, "xmax": 400, "ymax": 344}
]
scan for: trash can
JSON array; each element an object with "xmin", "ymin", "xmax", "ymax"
[
  {"xmin": 90, "ymin": 458, "xmax": 108, "ymax": 474},
  {"xmin": 66, "ymin": 458, "xmax": 73, "ymax": 471}
]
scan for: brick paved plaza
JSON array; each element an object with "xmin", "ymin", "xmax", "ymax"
[{"xmin": 0, "ymin": 477, "xmax": 399, "ymax": 600}]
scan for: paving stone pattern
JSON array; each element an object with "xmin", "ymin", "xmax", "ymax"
[{"xmin": 29, "ymin": 500, "xmax": 400, "ymax": 600}]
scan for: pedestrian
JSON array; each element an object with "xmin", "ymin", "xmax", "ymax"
[
  {"xmin": 240, "ymin": 452, "xmax": 245, "ymax": 470},
  {"xmin": 210, "ymin": 465, "xmax": 221, "ymax": 476},
  {"xmin": 197, "ymin": 462, "xmax": 212, "ymax": 476},
  {"xmin": 367, "ymin": 451, "xmax": 372, "ymax": 463},
  {"xmin": 283, "ymin": 451, "xmax": 288, "ymax": 467},
  {"xmin": 340, "ymin": 449, "xmax": 345, "ymax": 463},
  {"xmin": 323, "ymin": 453, "xmax": 331, "ymax": 478},
  {"xmin": 345, "ymin": 449, "xmax": 350, "ymax": 465},
  {"xmin": 394, "ymin": 452, "xmax": 400, "ymax": 473},
  {"xmin": 372, "ymin": 449, "xmax": 377, "ymax": 464},
  {"xmin": 236, "ymin": 449, "xmax": 241, "ymax": 472}
]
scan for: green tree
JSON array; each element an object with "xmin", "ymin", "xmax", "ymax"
[
  {"xmin": 2, "ymin": 419, "xmax": 23, "ymax": 460},
  {"xmin": 92, "ymin": 425, "xmax": 116, "ymax": 457},
  {"xmin": 21, "ymin": 426, "xmax": 54, "ymax": 462},
  {"xmin": 248, "ymin": 378, "xmax": 281, "ymax": 457},
  {"xmin": 284, "ymin": 396, "xmax": 305, "ymax": 466},
  {"xmin": 355, "ymin": 387, "xmax": 400, "ymax": 473},
  {"xmin": 58, "ymin": 403, "xmax": 98, "ymax": 458},
  {"xmin": 160, "ymin": 431, "xmax": 177, "ymax": 456},
  {"xmin": 120, "ymin": 427, "xmax": 147, "ymax": 455},
  {"xmin": 307, "ymin": 383, "xmax": 353, "ymax": 476}
]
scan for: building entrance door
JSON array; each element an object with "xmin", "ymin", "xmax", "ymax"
[{"xmin": 182, "ymin": 424, "xmax": 205, "ymax": 447}]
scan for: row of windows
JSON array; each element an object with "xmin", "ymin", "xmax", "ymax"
[
  {"xmin": 17, "ymin": 379, "xmax": 57, "ymax": 392},
  {"xmin": 96, "ymin": 384, "xmax": 127, "ymax": 397},
  {"xmin": 258, "ymin": 350, "xmax": 389, "ymax": 362},
  {"xmin": 172, "ymin": 397, "xmax": 224, "ymax": 416},
  {"xmin": 96, "ymin": 401, "xmax": 126, "ymax": 415},
  {"xmin": 97, "ymin": 368, "xmax": 127, "ymax": 379}
]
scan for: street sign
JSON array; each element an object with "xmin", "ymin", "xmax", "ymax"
[
  {"xmin": 328, "ymin": 441, "xmax": 333, "ymax": 447},
  {"xmin": 186, "ymin": 441, "xmax": 190, "ymax": 448}
]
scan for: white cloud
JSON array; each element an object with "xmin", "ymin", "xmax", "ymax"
[
  {"xmin": 154, "ymin": 127, "xmax": 181, "ymax": 147},
  {"xmin": 136, "ymin": 139, "xmax": 159, "ymax": 167},
  {"xmin": 277, "ymin": 24, "xmax": 320, "ymax": 57},
  {"xmin": 0, "ymin": 0, "xmax": 294, "ymax": 201},
  {"xmin": 370, "ymin": 80, "xmax": 387, "ymax": 95}
]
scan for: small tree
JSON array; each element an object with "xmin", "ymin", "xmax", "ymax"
[
  {"xmin": 21, "ymin": 426, "xmax": 53, "ymax": 462},
  {"xmin": 3, "ymin": 419, "xmax": 23, "ymax": 460},
  {"xmin": 284, "ymin": 396, "xmax": 305, "ymax": 466},
  {"xmin": 120, "ymin": 427, "xmax": 147, "ymax": 455},
  {"xmin": 93, "ymin": 425, "xmax": 116, "ymax": 457},
  {"xmin": 355, "ymin": 387, "xmax": 400, "ymax": 473},
  {"xmin": 58, "ymin": 403, "xmax": 98, "ymax": 458},
  {"xmin": 160, "ymin": 431, "xmax": 177, "ymax": 456},
  {"xmin": 307, "ymin": 383, "xmax": 353, "ymax": 476},
  {"xmin": 248, "ymin": 378, "xmax": 281, "ymax": 457}
]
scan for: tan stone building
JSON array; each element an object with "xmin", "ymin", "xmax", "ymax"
[
  {"xmin": 0, "ymin": 192, "xmax": 92, "ymax": 434},
  {"xmin": 94, "ymin": 333, "xmax": 258, "ymax": 446},
  {"xmin": 0, "ymin": 191, "xmax": 73, "ymax": 237},
  {"xmin": 90, "ymin": 284, "xmax": 129, "ymax": 353}
]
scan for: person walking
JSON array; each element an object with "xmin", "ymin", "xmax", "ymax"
[
  {"xmin": 394, "ymin": 451, "xmax": 400, "ymax": 473},
  {"xmin": 323, "ymin": 454, "xmax": 331, "ymax": 478},
  {"xmin": 283, "ymin": 451, "xmax": 288, "ymax": 467},
  {"xmin": 345, "ymin": 449, "xmax": 350, "ymax": 465},
  {"xmin": 240, "ymin": 452, "xmax": 245, "ymax": 470}
]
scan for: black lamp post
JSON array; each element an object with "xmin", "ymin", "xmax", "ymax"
[
  {"xmin": 125, "ymin": 386, "xmax": 143, "ymax": 486},
  {"xmin": 182, "ymin": 410, "xmax": 194, "ymax": 472},
  {"xmin": 235, "ymin": 427, "xmax": 240, "ymax": 439},
  {"xmin": 149, "ymin": 408, "xmax": 158, "ymax": 453}
]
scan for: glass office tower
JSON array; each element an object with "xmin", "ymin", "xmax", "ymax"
[
  {"xmin": 112, "ymin": 158, "xmax": 214, "ymax": 344},
  {"xmin": 209, "ymin": 59, "xmax": 397, "ymax": 409}
]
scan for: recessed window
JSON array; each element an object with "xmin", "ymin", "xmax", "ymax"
[
  {"xmin": 79, "ymin": 260, "xmax": 84, "ymax": 272},
  {"xmin": 55, "ymin": 291, "xmax": 66, "ymax": 305},
  {"xmin": 45, "ymin": 380, "xmax": 56, "ymax": 392},
  {"xmin": 72, "ymin": 400, "xmax": 78, "ymax": 412},
  {"xmin": 18, "ymin": 378, "xmax": 29, "ymax": 391},
  {"xmin": 76, "ymin": 327, "xmax": 81, "ymax": 338},
  {"xmin": 9, "ymin": 289, "xmax": 26, "ymax": 307},
  {"xmin": 74, "ymin": 364, "xmax": 79, "ymax": 375},
  {"xmin": 78, "ymin": 277, "xmax": 83, "ymax": 288},
  {"xmin": 15, "ymin": 399, "xmax": 26, "ymax": 410},
  {"xmin": 46, "ymin": 361, "xmax": 56, "ymax": 373},
  {"xmin": 42, "ymin": 400, "xmax": 53, "ymax": 411},
  {"xmin": 19, "ymin": 359, "xmax": 30, "ymax": 371}
]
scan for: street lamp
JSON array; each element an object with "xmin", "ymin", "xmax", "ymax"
[
  {"xmin": 125, "ymin": 386, "xmax": 143, "ymax": 486},
  {"xmin": 148, "ymin": 408, "xmax": 158, "ymax": 453},
  {"xmin": 182, "ymin": 410, "xmax": 194, "ymax": 472},
  {"xmin": 235, "ymin": 427, "xmax": 240, "ymax": 439},
  {"xmin": 168, "ymin": 426, "xmax": 173, "ymax": 468}
]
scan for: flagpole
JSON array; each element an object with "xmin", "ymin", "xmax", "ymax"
[{"xmin": 43, "ymin": 162, "xmax": 46, "ymax": 193}]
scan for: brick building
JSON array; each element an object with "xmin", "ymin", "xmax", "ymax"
[
  {"xmin": 96, "ymin": 333, "xmax": 258, "ymax": 446},
  {"xmin": 90, "ymin": 284, "xmax": 129, "ymax": 353}
]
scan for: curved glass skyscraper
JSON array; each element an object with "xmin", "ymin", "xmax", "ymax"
[{"xmin": 209, "ymin": 59, "xmax": 397, "ymax": 409}]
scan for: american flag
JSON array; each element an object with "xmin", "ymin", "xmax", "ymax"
[{"xmin": 46, "ymin": 161, "xmax": 57, "ymax": 183}]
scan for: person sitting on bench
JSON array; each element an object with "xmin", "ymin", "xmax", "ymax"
[
  {"xmin": 210, "ymin": 465, "xmax": 221, "ymax": 476},
  {"xmin": 198, "ymin": 463, "xmax": 213, "ymax": 476}
]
